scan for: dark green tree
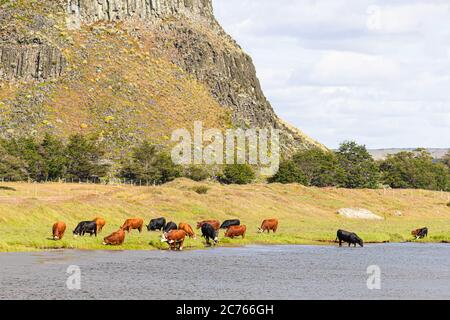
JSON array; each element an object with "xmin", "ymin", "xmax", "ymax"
[
  {"xmin": 0, "ymin": 142, "xmax": 28, "ymax": 181},
  {"xmin": 65, "ymin": 134, "xmax": 110, "ymax": 181},
  {"xmin": 380, "ymin": 150, "xmax": 449, "ymax": 191},
  {"xmin": 335, "ymin": 141, "xmax": 380, "ymax": 189},
  {"xmin": 38, "ymin": 133, "xmax": 67, "ymax": 181},
  {"xmin": 293, "ymin": 148, "xmax": 344, "ymax": 187},
  {"xmin": 119, "ymin": 142, "xmax": 181, "ymax": 185}
]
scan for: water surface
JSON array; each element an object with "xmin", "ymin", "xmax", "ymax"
[{"xmin": 0, "ymin": 244, "xmax": 449, "ymax": 300}]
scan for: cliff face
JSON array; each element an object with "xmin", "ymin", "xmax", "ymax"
[{"xmin": 0, "ymin": 0, "xmax": 324, "ymax": 154}]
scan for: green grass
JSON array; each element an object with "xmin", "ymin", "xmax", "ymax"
[{"xmin": 0, "ymin": 179, "xmax": 449, "ymax": 252}]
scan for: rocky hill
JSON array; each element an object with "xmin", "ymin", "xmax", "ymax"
[{"xmin": 0, "ymin": 0, "xmax": 324, "ymax": 157}]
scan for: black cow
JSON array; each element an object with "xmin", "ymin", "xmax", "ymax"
[
  {"xmin": 73, "ymin": 221, "xmax": 97, "ymax": 237},
  {"xmin": 336, "ymin": 230, "xmax": 364, "ymax": 247},
  {"xmin": 202, "ymin": 223, "xmax": 219, "ymax": 246},
  {"xmin": 220, "ymin": 219, "xmax": 241, "ymax": 229},
  {"xmin": 147, "ymin": 217, "xmax": 166, "ymax": 232},
  {"xmin": 163, "ymin": 221, "xmax": 177, "ymax": 233}
]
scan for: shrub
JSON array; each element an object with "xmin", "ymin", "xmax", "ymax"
[
  {"xmin": 268, "ymin": 160, "xmax": 307, "ymax": 185},
  {"xmin": 192, "ymin": 186, "xmax": 209, "ymax": 194},
  {"xmin": 447, "ymin": 202, "xmax": 450, "ymax": 208},
  {"xmin": 0, "ymin": 186, "xmax": 16, "ymax": 191},
  {"xmin": 219, "ymin": 164, "xmax": 255, "ymax": 185},
  {"xmin": 184, "ymin": 165, "xmax": 210, "ymax": 182}
]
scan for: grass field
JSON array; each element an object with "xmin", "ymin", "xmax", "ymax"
[{"xmin": 0, "ymin": 179, "xmax": 449, "ymax": 252}]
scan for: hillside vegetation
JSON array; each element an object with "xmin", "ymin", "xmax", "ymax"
[{"xmin": 0, "ymin": 179, "xmax": 449, "ymax": 252}]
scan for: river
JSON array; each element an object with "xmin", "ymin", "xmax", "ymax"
[{"xmin": 0, "ymin": 244, "xmax": 449, "ymax": 300}]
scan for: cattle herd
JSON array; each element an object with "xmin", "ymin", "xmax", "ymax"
[
  {"xmin": 51, "ymin": 217, "xmax": 279, "ymax": 250},
  {"xmin": 51, "ymin": 217, "xmax": 429, "ymax": 250}
]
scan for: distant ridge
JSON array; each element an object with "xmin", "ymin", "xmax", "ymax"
[{"xmin": 368, "ymin": 148, "xmax": 449, "ymax": 160}]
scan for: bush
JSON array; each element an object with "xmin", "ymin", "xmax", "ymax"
[
  {"xmin": 447, "ymin": 202, "xmax": 450, "ymax": 207},
  {"xmin": 184, "ymin": 165, "xmax": 210, "ymax": 182},
  {"xmin": 192, "ymin": 186, "xmax": 209, "ymax": 194},
  {"xmin": 119, "ymin": 142, "xmax": 181, "ymax": 185},
  {"xmin": 268, "ymin": 160, "xmax": 307, "ymax": 185},
  {"xmin": 219, "ymin": 164, "xmax": 255, "ymax": 185}
]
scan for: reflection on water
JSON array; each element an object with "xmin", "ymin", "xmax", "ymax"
[{"xmin": 0, "ymin": 244, "xmax": 449, "ymax": 300}]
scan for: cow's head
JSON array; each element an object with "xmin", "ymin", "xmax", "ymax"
[
  {"xmin": 196, "ymin": 222, "xmax": 202, "ymax": 229},
  {"xmin": 355, "ymin": 236, "xmax": 364, "ymax": 247},
  {"xmin": 257, "ymin": 228, "xmax": 263, "ymax": 233}
]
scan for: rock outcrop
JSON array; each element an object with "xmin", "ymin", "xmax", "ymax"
[{"xmin": 0, "ymin": 0, "xmax": 324, "ymax": 154}]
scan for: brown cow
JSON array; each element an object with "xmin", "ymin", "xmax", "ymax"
[
  {"xmin": 196, "ymin": 220, "xmax": 220, "ymax": 231},
  {"xmin": 225, "ymin": 225, "xmax": 247, "ymax": 239},
  {"xmin": 258, "ymin": 219, "xmax": 278, "ymax": 233},
  {"xmin": 178, "ymin": 223, "xmax": 197, "ymax": 239},
  {"xmin": 52, "ymin": 221, "xmax": 66, "ymax": 240},
  {"xmin": 121, "ymin": 218, "xmax": 144, "ymax": 233},
  {"xmin": 103, "ymin": 229, "xmax": 126, "ymax": 246},
  {"xmin": 93, "ymin": 217, "xmax": 106, "ymax": 233},
  {"xmin": 161, "ymin": 230, "xmax": 187, "ymax": 251}
]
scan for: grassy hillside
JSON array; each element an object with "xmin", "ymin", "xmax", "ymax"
[{"xmin": 0, "ymin": 179, "xmax": 449, "ymax": 252}]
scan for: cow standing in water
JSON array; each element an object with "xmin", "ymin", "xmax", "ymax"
[
  {"xmin": 103, "ymin": 229, "xmax": 126, "ymax": 246},
  {"xmin": 161, "ymin": 230, "xmax": 187, "ymax": 251},
  {"xmin": 52, "ymin": 222, "xmax": 67, "ymax": 240},
  {"xmin": 93, "ymin": 217, "xmax": 106, "ymax": 233},
  {"xmin": 121, "ymin": 218, "xmax": 144, "ymax": 233},
  {"xmin": 258, "ymin": 219, "xmax": 278, "ymax": 234},
  {"xmin": 336, "ymin": 230, "xmax": 364, "ymax": 247},
  {"xmin": 178, "ymin": 223, "xmax": 197, "ymax": 239}
]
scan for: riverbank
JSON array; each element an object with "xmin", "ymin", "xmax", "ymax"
[{"xmin": 0, "ymin": 179, "xmax": 449, "ymax": 252}]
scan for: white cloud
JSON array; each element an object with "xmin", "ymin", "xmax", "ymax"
[{"xmin": 214, "ymin": 0, "xmax": 450, "ymax": 149}]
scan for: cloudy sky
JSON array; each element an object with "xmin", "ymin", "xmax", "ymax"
[{"xmin": 214, "ymin": 0, "xmax": 450, "ymax": 149}]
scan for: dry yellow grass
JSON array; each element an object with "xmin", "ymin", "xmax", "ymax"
[{"xmin": 0, "ymin": 179, "xmax": 449, "ymax": 252}]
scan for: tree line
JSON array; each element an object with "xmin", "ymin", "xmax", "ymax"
[
  {"xmin": 0, "ymin": 134, "xmax": 449, "ymax": 191},
  {"xmin": 270, "ymin": 142, "xmax": 449, "ymax": 191}
]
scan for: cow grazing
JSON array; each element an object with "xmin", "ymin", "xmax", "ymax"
[
  {"xmin": 258, "ymin": 219, "xmax": 278, "ymax": 234},
  {"xmin": 225, "ymin": 225, "xmax": 247, "ymax": 239},
  {"xmin": 73, "ymin": 221, "xmax": 97, "ymax": 237},
  {"xmin": 178, "ymin": 223, "xmax": 196, "ymax": 239},
  {"xmin": 201, "ymin": 223, "xmax": 219, "ymax": 246},
  {"xmin": 164, "ymin": 221, "xmax": 178, "ymax": 233},
  {"xmin": 336, "ymin": 230, "xmax": 364, "ymax": 247},
  {"xmin": 161, "ymin": 230, "xmax": 187, "ymax": 251},
  {"xmin": 103, "ymin": 229, "xmax": 126, "ymax": 246},
  {"xmin": 412, "ymin": 227, "xmax": 428, "ymax": 240},
  {"xmin": 52, "ymin": 221, "xmax": 66, "ymax": 240},
  {"xmin": 93, "ymin": 217, "xmax": 106, "ymax": 233},
  {"xmin": 121, "ymin": 218, "xmax": 144, "ymax": 233},
  {"xmin": 147, "ymin": 217, "xmax": 166, "ymax": 232},
  {"xmin": 197, "ymin": 220, "xmax": 220, "ymax": 231},
  {"xmin": 220, "ymin": 219, "xmax": 241, "ymax": 230}
]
